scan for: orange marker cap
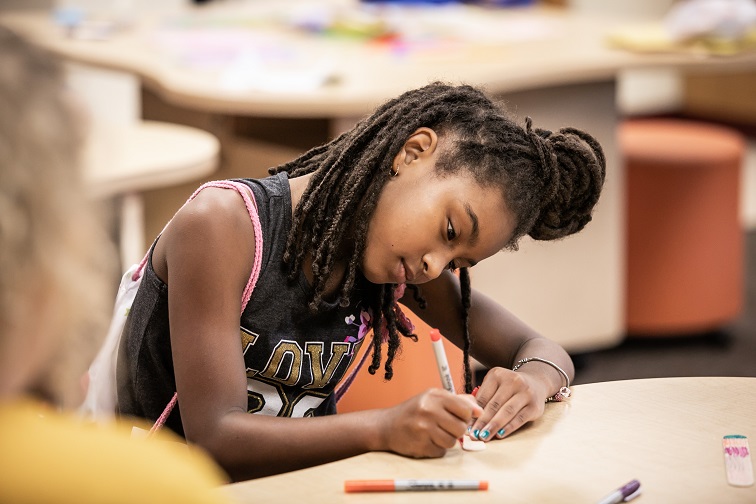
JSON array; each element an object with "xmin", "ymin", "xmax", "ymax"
[{"xmin": 429, "ymin": 328, "xmax": 442, "ymax": 342}]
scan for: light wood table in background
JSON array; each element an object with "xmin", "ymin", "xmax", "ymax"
[{"xmin": 220, "ymin": 377, "xmax": 756, "ymax": 503}]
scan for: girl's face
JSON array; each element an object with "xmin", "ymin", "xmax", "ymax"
[{"xmin": 361, "ymin": 129, "xmax": 516, "ymax": 285}]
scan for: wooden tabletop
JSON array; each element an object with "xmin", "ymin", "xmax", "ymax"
[
  {"xmin": 219, "ymin": 376, "xmax": 756, "ymax": 503},
  {"xmin": 3, "ymin": 3, "xmax": 756, "ymax": 118},
  {"xmin": 82, "ymin": 120, "xmax": 219, "ymax": 199}
]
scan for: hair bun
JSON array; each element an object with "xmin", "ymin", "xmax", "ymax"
[{"xmin": 526, "ymin": 120, "xmax": 606, "ymax": 241}]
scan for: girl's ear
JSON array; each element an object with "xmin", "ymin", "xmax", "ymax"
[{"xmin": 399, "ymin": 127, "xmax": 438, "ymax": 167}]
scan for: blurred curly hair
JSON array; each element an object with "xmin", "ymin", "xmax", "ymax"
[{"xmin": 0, "ymin": 27, "xmax": 116, "ymax": 408}]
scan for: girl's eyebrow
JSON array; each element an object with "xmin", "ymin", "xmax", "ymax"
[{"xmin": 464, "ymin": 202, "xmax": 479, "ymax": 247}]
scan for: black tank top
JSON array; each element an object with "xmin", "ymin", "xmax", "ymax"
[{"xmin": 117, "ymin": 173, "xmax": 370, "ymax": 436}]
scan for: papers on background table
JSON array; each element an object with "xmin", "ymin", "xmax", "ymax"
[
  {"xmin": 149, "ymin": 1, "xmax": 561, "ymax": 93},
  {"xmin": 607, "ymin": 0, "xmax": 756, "ymax": 56}
]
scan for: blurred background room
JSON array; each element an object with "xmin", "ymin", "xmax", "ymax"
[{"xmin": 1, "ymin": 0, "xmax": 754, "ymax": 386}]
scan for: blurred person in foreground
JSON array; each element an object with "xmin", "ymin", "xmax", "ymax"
[{"xmin": 0, "ymin": 26, "xmax": 233, "ymax": 504}]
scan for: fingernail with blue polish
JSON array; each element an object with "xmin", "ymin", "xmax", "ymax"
[
  {"xmin": 480, "ymin": 430, "xmax": 490, "ymax": 440},
  {"xmin": 472, "ymin": 429, "xmax": 480, "ymax": 439},
  {"xmin": 497, "ymin": 428, "xmax": 506, "ymax": 436}
]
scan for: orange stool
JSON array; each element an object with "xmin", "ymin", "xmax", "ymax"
[
  {"xmin": 336, "ymin": 310, "xmax": 465, "ymax": 413},
  {"xmin": 620, "ymin": 118, "xmax": 745, "ymax": 335}
]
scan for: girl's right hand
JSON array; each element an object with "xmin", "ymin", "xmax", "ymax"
[{"xmin": 377, "ymin": 389, "xmax": 483, "ymax": 458}]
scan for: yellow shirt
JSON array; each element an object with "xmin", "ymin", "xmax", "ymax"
[{"xmin": 0, "ymin": 400, "xmax": 235, "ymax": 504}]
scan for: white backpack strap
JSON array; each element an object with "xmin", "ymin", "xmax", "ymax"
[{"xmin": 80, "ymin": 262, "xmax": 145, "ymax": 419}]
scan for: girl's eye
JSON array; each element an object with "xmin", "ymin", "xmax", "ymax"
[{"xmin": 446, "ymin": 220, "xmax": 456, "ymax": 241}]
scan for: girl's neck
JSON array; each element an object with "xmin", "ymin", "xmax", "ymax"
[{"xmin": 288, "ymin": 172, "xmax": 311, "ymax": 212}]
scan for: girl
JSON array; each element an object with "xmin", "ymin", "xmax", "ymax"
[{"xmin": 117, "ymin": 82, "xmax": 605, "ymax": 482}]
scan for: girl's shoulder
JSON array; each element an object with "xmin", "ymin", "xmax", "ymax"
[
  {"xmin": 173, "ymin": 187, "xmax": 252, "ymax": 239},
  {"xmin": 154, "ymin": 183, "xmax": 259, "ymax": 281}
]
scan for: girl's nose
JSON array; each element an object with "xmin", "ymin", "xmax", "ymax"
[{"xmin": 422, "ymin": 253, "xmax": 447, "ymax": 281}]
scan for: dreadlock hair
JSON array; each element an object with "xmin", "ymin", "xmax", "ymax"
[{"xmin": 270, "ymin": 82, "xmax": 605, "ymax": 392}]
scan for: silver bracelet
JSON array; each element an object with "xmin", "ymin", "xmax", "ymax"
[{"xmin": 512, "ymin": 357, "xmax": 572, "ymax": 402}]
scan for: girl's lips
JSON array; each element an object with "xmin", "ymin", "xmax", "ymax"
[
  {"xmin": 392, "ymin": 259, "xmax": 407, "ymax": 284},
  {"xmin": 402, "ymin": 260, "xmax": 416, "ymax": 282}
]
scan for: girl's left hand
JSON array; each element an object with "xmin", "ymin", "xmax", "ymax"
[{"xmin": 468, "ymin": 366, "xmax": 548, "ymax": 442}]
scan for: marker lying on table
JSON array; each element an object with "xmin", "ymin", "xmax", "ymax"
[
  {"xmin": 344, "ymin": 479, "xmax": 488, "ymax": 492},
  {"xmin": 595, "ymin": 479, "xmax": 641, "ymax": 504}
]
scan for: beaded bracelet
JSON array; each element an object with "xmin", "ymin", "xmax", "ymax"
[{"xmin": 511, "ymin": 357, "xmax": 572, "ymax": 402}]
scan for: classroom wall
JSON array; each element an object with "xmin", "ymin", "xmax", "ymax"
[
  {"xmin": 0, "ymin": 0, "xmax": 53, "ymax": 9},
  {"xmin": 683, "ymin": 71, "xmax": 756, "ymax": 230}
]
